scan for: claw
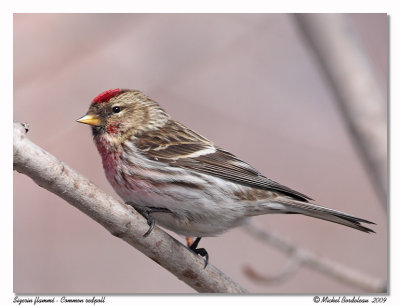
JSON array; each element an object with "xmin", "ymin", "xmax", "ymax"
[
  {"xmin": 126, "ymin": 203, "xmax": 171, "ymax": 237},
  {"xmin": 127, "ymin": 203, "xmax": 210, "ymax": 267},
  {"xmin": 189, "ymin": 237, "xmax": 209, "ymax": 268},
  {"xmin": 143, "ymin": 217, "xmax": 155, "ymax": 237}
]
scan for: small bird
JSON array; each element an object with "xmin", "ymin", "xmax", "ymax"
[{"xmin": 77, "ymin": 89, "xmax": 375, "ymax": 266}]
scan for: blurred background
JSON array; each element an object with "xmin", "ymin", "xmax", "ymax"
[{"xmin": 13, "ymin": 13, "xmax": 387, "ymax": 294}]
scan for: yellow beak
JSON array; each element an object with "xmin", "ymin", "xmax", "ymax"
[{"xmin": 76, "ymin": 114, "xmax": 101, "ymax": 126}]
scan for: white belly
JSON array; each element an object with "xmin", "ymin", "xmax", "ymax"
[{"xmin": 113, "ymin": 174, "xmax": 252, "ymax": 237}]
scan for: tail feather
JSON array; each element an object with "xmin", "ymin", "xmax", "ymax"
[{"xmin": 274, "ymin": 200, "xmax": 375, "ymax": 233}]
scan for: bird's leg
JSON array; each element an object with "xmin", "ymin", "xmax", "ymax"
[
  {"xmin": 186, "ymin": 237, "xmax": 195, "ymax": 247},
  {"xmin": 128, "ymin": 203, "xmax": 209, "ymax": 267},
  {"xmin": 189, "ymin": 237, "xmax": 209, "ymax": 268},
  {"xmin": 126, "ymin": 202, "xmax": 171, "ymax": 237}
]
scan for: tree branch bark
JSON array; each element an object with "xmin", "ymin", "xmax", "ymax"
[{"xmin": 13, "ymin": 121, "xmax": 247, "ymax": 294}]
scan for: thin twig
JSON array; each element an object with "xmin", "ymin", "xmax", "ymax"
[
  {"xmin": 13, "ymin": 121, "xmax": 247, "ymax": 294},
  {"xmin": 244, "ymin": 250, "xmax": 302, "ymax": 284},
  {"xmin": 293, "ymin": 14, "xmax": 387, "ymax": 207},
  {"xmin": 244, "ymin": 223, "xmax": 386, "ymax": 292}
]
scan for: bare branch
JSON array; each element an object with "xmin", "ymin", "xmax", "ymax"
[
  {"xmin": 244, "ymin": 223, "xmax": 386, "ymax": 292},
  {"xmin": 293, "ymin": 14, "xmax": 387, "ymax": 207},
  {"xmin": 13, "ymin": 121, "xmax": 247, "ymax": 294},
  {"xmin": 244, "ymin": 251, "xmax": 302, "ymax": 284}
]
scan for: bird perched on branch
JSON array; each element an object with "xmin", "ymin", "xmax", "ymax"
[{"xmin": 77, "ymin": 89, "xmax": 375, "ymax": 267}]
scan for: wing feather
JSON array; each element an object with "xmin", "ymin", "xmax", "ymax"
[{"xmin": 134, "ymin": 120, "xmax": 313, "ymax": 202}]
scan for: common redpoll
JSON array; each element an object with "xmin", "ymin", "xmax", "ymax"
[{"xmin": 77, "ymin": 89, "xmax": 375, "ymax": 266}]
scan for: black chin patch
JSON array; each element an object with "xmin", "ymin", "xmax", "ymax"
[{"xmin": 91, "ymin": 126, "xmax": 105, "ymax": 137}]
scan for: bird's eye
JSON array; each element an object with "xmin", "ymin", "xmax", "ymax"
[{"xmin": 112, "ymin": 106, "xmax": 121, "ymax": 113}]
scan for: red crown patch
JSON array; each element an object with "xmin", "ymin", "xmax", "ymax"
[{"xmin": 92, "ymin": 89, "xmax": 123, "ymax": 104}]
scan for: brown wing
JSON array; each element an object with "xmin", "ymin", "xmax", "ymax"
[{"xmin": 134, "ymin": 120, "xmax": 313, "ymax": 202}]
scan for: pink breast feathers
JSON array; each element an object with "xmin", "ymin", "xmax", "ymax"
[
  {"xmin": 106, "ymin": 122, "xmax": 120, "ymax": 134},
  {"xmin": 94, "ymin": 136, "xmax": 151, "ymax": 197}
]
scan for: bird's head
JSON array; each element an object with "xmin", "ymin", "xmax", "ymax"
[{"xmin": 77, "ymin": 89, "xmax": 169, "ymax": 139}]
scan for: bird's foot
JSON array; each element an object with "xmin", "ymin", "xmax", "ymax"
[
  {"xmin": 127, "ymin": 203, "xmax": 171, "ymax": 237},
  {"xmin": 189, "ymin": 237, "xmax": 209, "ymax": 268}
]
